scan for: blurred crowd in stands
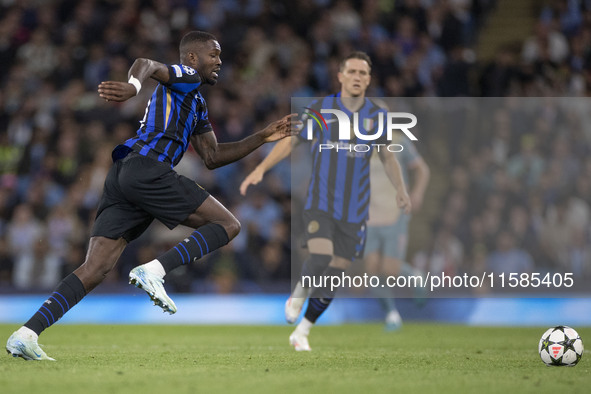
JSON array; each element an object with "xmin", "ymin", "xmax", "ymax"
[
  {"xmin": 411, "ymin": 96, "xmax": 591, "ymax": 287},
  {"xmin": 0, "ymin": 0, "xmax": 590, "ymax": 294}
]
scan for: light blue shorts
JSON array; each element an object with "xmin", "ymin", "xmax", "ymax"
[{"xmin": 364, "ymin": 214, "xmax": 410, "ymax": 260}]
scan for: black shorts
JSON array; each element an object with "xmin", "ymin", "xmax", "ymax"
[
  {"xmin": 92, "ymin": 153, "xmax": 210, "ymax": 242},
  {"xmin": 302, "ymin": 209, "xmax": 366, "ymax": 261}
]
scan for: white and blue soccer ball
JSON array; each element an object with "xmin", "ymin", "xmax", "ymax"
[{"xmin": 538, "ymin": 326, "xmax": 584, "ymax": 366}]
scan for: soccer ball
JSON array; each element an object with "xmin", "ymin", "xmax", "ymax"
[{"xmin": 538, "ymin": 326, "xmax": 584, "ymax": 366}]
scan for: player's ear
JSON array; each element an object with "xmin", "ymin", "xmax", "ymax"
[
  {"xmin": 187, "ymin": 52, "xmax": 199, "ymax": 66},
  {"xmin": 337, "ymin": 71, "xmax": 343, "ymax": 84}
]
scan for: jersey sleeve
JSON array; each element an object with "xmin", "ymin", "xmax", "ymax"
[
  {"xmin": 192, "ymin": 93, "xmax": 213, "ymax": 136},
  {"xmin": 164, "ymin": 64, "xmax": 202, "ymax": 93}
]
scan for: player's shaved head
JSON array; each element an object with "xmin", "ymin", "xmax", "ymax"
[{"xmin": 178, "ymin": 31, "xmax": 221, "ymax": 85}]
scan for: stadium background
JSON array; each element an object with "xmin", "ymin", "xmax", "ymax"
[{"xmin": 1, "ymin": 0, "xmax": 591, "ymax": 326}]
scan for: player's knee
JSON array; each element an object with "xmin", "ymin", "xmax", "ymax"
[
  {"xmin": 78, "ymin": 237, "xmax": 124, "ymax": 283},
  {"xmin": 330, "ymin": 256, "xmax": 352, "ymax": 270},
  {"xmin": 382, "ymin": 257, "xmax": 403, "ymax": 276},
  {"xmin": 83, "ymin": 254, "xmax": 115, "ymax": 279},
  {"xmin": 302, "ymin": 254, "xmax": 332, "ymax": 278},
  {"xmin": 75, "ymin": 255, "xmax": 113, "ymax": 291}
]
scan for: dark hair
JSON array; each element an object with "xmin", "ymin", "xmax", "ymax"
[
  {"xmin": 179, "ymin": 31, "xmax": 217, "ymax": 53},
  {"xmin": 339, "ymin": 51, "xmax": 372, "ymax": 71}
]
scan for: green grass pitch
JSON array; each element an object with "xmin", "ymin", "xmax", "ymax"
[{"xmin": 1, "ymin": 323, "xmax": 589, "ymax": 394}]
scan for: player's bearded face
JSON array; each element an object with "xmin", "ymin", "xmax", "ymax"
[
  {"xmin": 195, "ymin": 40, "xmax": 222, "ymax": 85},
  {"xmin": 338, "ymin": 59, "xmax": 371, "ymax": 97}
]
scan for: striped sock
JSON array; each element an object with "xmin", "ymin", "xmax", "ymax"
[
  {"xmin": 304, "ymin": 297, "xmax": 334, "ymax": 323},
  {"xmin": 158, "ymin": 223, "xmax": 229, "ymax": 274},
  {"xmin": 24, "ymin": 273, "xmax": 86, "ymax": 336},
  {"xmin": 303, "ymin": 266, "xmax": 344, "ymax": 323}
]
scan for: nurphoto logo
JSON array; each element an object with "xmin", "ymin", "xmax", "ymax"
[{"xmin": 303, "ymin": 108, "xmax": 418, "ymax": 153}]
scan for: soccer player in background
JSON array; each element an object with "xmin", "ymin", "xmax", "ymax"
[
  {"xmin": 6, "ymin": 31, "xmax": 296, "ymax": 361},
  {"xmin": 364, "ymin": 134, "xmax": 429, "ymax": 330},
  {"xmin": 240, "ymin": 52, "xmax": 412, "ymax": 351}
]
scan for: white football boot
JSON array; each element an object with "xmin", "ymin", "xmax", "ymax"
[
  {"xmin": 289, "ymin": 330, "xmax": 311, "ymax": 351},
  {"xmin": 6, "ymin": 328, "xmax": 55, "ymax": 361},
  {"xmin": 285, "ymin": 282, "xmax": 310, "ymax": 324},
  {"xmin": 129, "ymin": 265, "xmax": 177, "ymax": 314},
  {"xmin": 385, "ymin": 309, "xmax": 403, "ymax": 331}
]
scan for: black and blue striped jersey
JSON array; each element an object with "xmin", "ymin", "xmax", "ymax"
[
  {"xmin": 299, "ymin": 93, "xmax": 389, "ymax": 224},
  {"xmin": 112, "ymin": 64, "xmax": 213, "ymax": 167}
]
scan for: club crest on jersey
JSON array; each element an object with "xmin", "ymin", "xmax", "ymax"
[
  {"xmin": 183, "ymin": 65, "xmax": 196, "ymax": 75},
  {"xmin": 308, "ymin": 220, "xmax": 320, "ymax": 234}
]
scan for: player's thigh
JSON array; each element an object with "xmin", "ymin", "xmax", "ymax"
[
  {"xmin": 364, "ymin": 225, "xmax": 384, "ymax": 257},
  {"xmin": 303, "ymin": 209, "xmax": 335, "ymax": 256},
  {"xmin": 381, "ymin": 216, "xmax": 410, "ymax": 264},
  {"xmin": 333, "ymin": 220, "xmax": 366, "ymax": 263},
  {"xmin": 307, "ymin": 238, "xmax": 334, "ymax": 255},
  {"xmin": 364, "ymin": 225, "xmax": 387, "ymax": 274},
  {"xmin": 119, "ymin": 156, "xmax": 209, "ymax": 230},
  {"xmin": 182, "ymin": 195, "xmax": 238, "ymax": 228},
  {"xmin": 92, "ymin": 160, "xmax": 155, "ymax": 242},
  {"xmin": 92, "ymin": 201, "xmax": 154, "ymax": 243}
]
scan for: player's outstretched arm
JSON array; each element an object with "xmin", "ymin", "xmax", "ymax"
[
  {"xmin": 239, "ymin": 136, "xmax": 294, "ymax": 195},
  {"xmin": 97, "ymin": 58, "xmax": 169, "ymax": 102},
  {"xmin": 378, "ymin": 150, "xmax": 412, "ymax": 214},
  {"xmin": 191, "ymin": 113, "xmax": 299, "ymax": 171}
]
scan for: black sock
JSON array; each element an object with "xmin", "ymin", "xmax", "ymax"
[
  {"xmin": 303, "ymin": 266, "xmax": 344, "ymax": 323},
  {"xmin": 24, "ymin": 273, "xmax": 86, "ymax": 336},
  {"xmin": 304, "ymin": 297, "xmax": 334, "ymax": 323},
  {"xmin": 158, "ymin": 223, "xmax": 229, "ymax": 273}
]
